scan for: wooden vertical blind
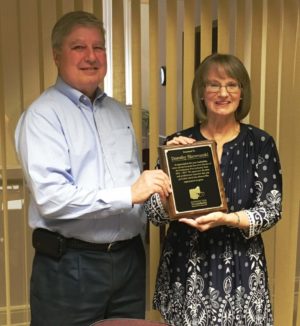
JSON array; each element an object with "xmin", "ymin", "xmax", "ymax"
[
  {"xmin": 0, "ymin": 0, "xmax": 300, "ymax": 325},
  {"xmin": 131, "ymin": 0, "xmax": 143, "ymax": 151},
  {"xmin": 148, "ymin": 0, "xmax": 161, "ymax": 321},
  {"xmin": 276, "ymin": 1, "xmax": 300, "ymax": 325},
  {"xmin": 250, "ymin": 0, "xmax": 264, "ymax": 127},
  {"xmin": 182, "ymin": 0, "xmax": 195, "ymax": 129},
  {"xmin": 263, "ymin": 0, "xmax": 281, "ymax": 313},
  {"xmin": 200, "ymin": 0, "xmax": 213, "ymax": 62},
  {"xmin": 165, "ymin": 0, "xmax": 178, "ymax": 136},
  {"xmin": 112, "ymin": 0, "xmax": 126, "ymax": 103}
]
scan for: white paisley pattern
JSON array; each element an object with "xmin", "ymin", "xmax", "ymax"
[{"xmin": 144, "ymin": 124, "xmax": 282, "ymax": 326}]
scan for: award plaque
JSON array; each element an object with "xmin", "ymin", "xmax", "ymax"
[{"xmin": 158, "ymin": 140, "xmax": 228, "ymax": 219}]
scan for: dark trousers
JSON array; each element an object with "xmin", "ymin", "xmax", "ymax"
[{"xmin": 30, "ymin": 236, "xmax": 146, "ymax": 326}]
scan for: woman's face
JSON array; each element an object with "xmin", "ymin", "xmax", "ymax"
[{"xmin": 202, "ymin": 66, "xmax": 242, "ymax": 120}]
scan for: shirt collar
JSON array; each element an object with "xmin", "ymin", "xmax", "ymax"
[{"xmin": 54, "ymin": 77, "xmax": 106, "ymax": 108}]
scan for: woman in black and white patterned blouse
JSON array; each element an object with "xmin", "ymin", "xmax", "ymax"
[{"xmin": 144, "ymin": 53, "xmax": 282, "ymax": 326}]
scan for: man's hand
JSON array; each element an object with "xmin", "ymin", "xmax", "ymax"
[{"xmin": 131, "ymin": 170, "xmax": 172, "ymax": 204}]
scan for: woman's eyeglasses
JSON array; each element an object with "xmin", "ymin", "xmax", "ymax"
[{"xmin": 205, "ymin": 82, "xmax": 241, "ymax": 93}]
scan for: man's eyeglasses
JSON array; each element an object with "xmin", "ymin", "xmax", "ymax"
[{"xmin": 205, "ymin": 82, "xmax": 241, "ymax": 93}]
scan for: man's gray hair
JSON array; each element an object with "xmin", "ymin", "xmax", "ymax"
[{"xmin": 51, "ymin": 11, "xmax": 105, "ymax": 50}]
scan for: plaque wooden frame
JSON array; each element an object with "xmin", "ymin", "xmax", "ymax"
[{"xmin": 158, "ymin": 140, "xmax": 228, "ymax": 219}]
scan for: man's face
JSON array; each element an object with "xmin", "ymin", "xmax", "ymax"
[{"xmin": 53, "ymin": 25, "xmax": 107, "ymax": 99}]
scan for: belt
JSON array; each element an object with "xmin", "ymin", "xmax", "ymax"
[
  {"xmin": 66, "ymin": 235, "xmax": 139, "ymax": 252},
  {"xmin": 32, "ymin": 228, "xmax": 140, "ymax": 259}
]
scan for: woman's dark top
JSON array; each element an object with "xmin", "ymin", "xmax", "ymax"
[{"xmin": 144, "ymin": 123, "xmax": 282, "ymax": 326}]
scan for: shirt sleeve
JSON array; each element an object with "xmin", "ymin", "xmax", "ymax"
[
  {"xmin": 15, "ymin": 107, "xmax": 133, "ymax": 220},
  {"xmin": 241, "ymin": 136, "xmax": 282, "ymax": 239}
]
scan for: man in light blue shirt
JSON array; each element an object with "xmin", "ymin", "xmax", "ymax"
[{"xmin": 15, "ymin": 11, "xmax": 171, "ymax": 326}]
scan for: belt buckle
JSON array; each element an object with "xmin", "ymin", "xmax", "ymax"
[{"xmin": 107, "ymin": 242, "xmax": 115, "ymax": 252}]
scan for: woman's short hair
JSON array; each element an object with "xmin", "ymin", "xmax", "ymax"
[
  {"xmin": 192, "ymin": 53, "xmax": 251, "ymax": 121},
  {"xmin": 51, "ymin": 11, "xmax": 105, "ymax": 50}
]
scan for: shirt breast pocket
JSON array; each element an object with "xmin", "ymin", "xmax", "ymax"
[{"xmin": 103, "ymin": 127, "xmax": 137, "ymax": 165}]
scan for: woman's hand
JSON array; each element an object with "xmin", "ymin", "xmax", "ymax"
[
  {"xmin": 179, "ymin": 211, "xmax": 249, "ymax": 231},
  {"xmin": 167, "ymin": 135, "xmax": 196, "ymax": 146}
]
